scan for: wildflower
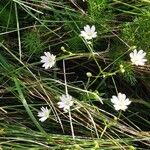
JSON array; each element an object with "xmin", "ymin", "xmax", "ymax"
[
  {"xmin": 80, "ymin": 25, "xmax": 97, "ymax": 40},
  {"xmin": 129, "ymin": 49, "xmax": 147, "ymax": 66},
  {"xmin": 38, "ymin": 106, "xmax": 50, "ymax": 122},
  {"xmin": 111, "ymin": 93, "xmax": 131, "ymax": 111},
  {"xmin": 57, "ymin": 94, "xmax": 73, "ymax": 112},
  {"xmin": 40, "ymin": 52, "xmax": 56, "ymax": 69}
]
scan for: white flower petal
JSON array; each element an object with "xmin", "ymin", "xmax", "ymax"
[
  {"xmin": 57, "ymin": 94, "xmax": 73, "ymax": 112},
  {"xmin": 111, "ymin": 96, "xmax": 118, "ymax": 104},
  {"xmin": 129, "ymin": 49, "xmax": 147, "ymax": 66},
  {"xmin": 40, "ymin": 52, "xmax": 56, "ymax": 69},
  {"xmin": 114, "ymin": 104, "xmax": 121, "ymax": 111},
  {"xmin": 38, "ymin": 106, "xmax": 50, "ymax": 122},
  {"xmin": 118, "ymin": 93, "xmax": 126, "ymax": 101},
  {"xmin": 80, "ymin": 25, "xmax": 97, "ymax": 40},
  {"xmin": 84, "ymin": 25, "xmax": 90, "ymax": 32},
  {"xmin": 39, "ymin": 117, "xmax": 47, "ymax": 122},
  {"xmin": 111, "ymin": 93, "xmax": 131, "ymax": 111},
  {"xmin": 57, "ymin": 102, "xmax": 65, "ymax": 108},
  {"xmin": 129, "ymin": 52, "xmax": 133, "ymax": 58},
  {"xmin": 91, "ymin": 25, "xmax": 95, "ymax": 32},
  {"xmin": 38, "ymin": 112, "xmax": 43, "ymax": 117},
  {"xmin": 138, "ymin": 50, "xmax": 145, "ymax": 55},
  {"xmin": 133, "ymin": 49, "xmax": 137, "ymax": 55},
  {"xmin": 92, "ymin": 32, "xmax": 97, "ymax": 38}
]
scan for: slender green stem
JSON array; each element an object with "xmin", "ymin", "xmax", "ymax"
[
  {"xmin": 118, "ymin": 110, "xmax": 122, "ymax": 119},
  {"xmin": 63, "ymin": 59, "xmax": 75, "ymax": 139},
  {"xmin": 69, "ymin": 109, "xmax": 75, "ymax": 140},
  {"xmin": 14, "ymin": 3, "xmax": 22, "ymax": 61},
  {"xmin": 63, "ymin": 60, "xmax": 68, "ymax": 96},
  {"xmin": 100, "ymin": 124, "xmax": 108, "ymax": 138},
  {"xmin": 88, "ymin": 42, "xmax": 103, "ymax": 73},
  {"xmin": 112, "ymin": 76, "xmax": 118, "ymax": 94}
]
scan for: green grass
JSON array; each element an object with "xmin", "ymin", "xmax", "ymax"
[{"xmin": 0, "ymin": 0, "xmax": 150, "ymax": 149}]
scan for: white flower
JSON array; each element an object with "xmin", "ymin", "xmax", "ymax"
[
  {"xmin": 111, "ymin": 93, "xmax": 131, "ymax": 111},
  {"xmin": 38, "ymin": 106, "xmax": 50, "ymax": 122},
  {"xmin": 57, "ymin": 94, "xmax": 73, "ymax": 112},
  {"xmin": 40, "ymin": 52, "xmax": 56, "ymax": 69},
  {"xmin": 80, "ymin": 25, "xmax": 97, "ymax": 40},
  {"xmin": 129, "ymin": 49, "xmax": 147, "ymax": 66}
]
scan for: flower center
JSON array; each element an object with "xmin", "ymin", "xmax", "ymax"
[{"xmin": 87, "ymin": 32, "xmax": 93, "ymax": 36}]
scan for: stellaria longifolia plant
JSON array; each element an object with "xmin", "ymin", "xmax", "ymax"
[{"xmin": 0, "ymin": 0, "xmax": 150, "ymax": 149}]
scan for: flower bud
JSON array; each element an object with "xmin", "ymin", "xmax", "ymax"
[{"xmin": 86, "ymin": 72, "xmax": 92, "ymax": 77}]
